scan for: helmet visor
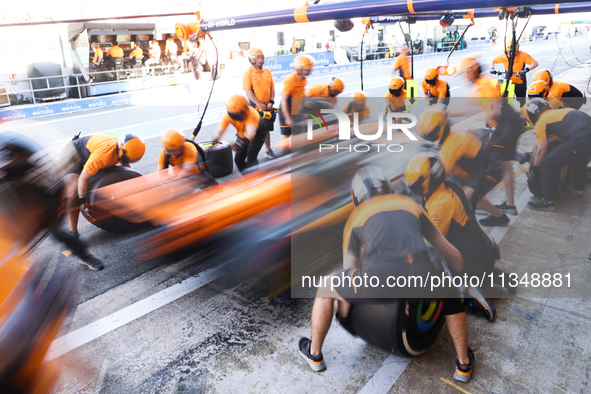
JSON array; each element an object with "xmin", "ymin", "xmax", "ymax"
[
  {"xmin": 227, "ymin": 111, "xmax": 246, "ymax": 121},
  {"xmin": 165, "ymin": 147, "xmax": 184, "ymax": 157},
  {"xmin": 423, "ymin": 129, "xmax": 440, "ymax": 142},
  {"xmin": 528, "ymin": 92, "xmax": 545, "ymax": 99},
  {"xmin": 408, "ymin": 177, "xmax": 426, "ymax": 196},
  {"xmin": 389, "ymin": 88, "xmax": 403, "ymax": 97}
]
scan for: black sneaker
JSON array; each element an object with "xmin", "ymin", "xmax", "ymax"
[
  {"xmin": 479, "ymin": 214, "xmax": 510, "ymax": 227},
  {"xmin": 265, "ymin": 149, "xmax": 278, "ymax": 160},
  {"xmin": 464, "ymin": 296, "xmax": 495, "ymax": 322},
  {"xmin": 528, "ymin": 199, "xmax": 556, "ymax": 212},
  {"xmin": 79, "ymin": 255, "xmax": 105, "ymax": 271},
  {"xmin": 298, "ymin": 337, "xmax": 326, "ymax": 372},
  {"xmin": 453, "ymin": 347, "xmax": 476, "ymax": 383},
  {"xmin": 494, "ymin": 201, "xmax": 517, "ymax": 216}
]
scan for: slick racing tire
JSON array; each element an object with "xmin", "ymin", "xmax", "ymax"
[
  {"xmin": 343, "ymin": 299, "xmax": 445, "ymax": 357},
  {"xmin": 197, "ymin": 140, "xmax": 233, "ymax": 178},
  {"xmin": 82, "ymin": 166, "xmax": 150, "ymax": 233}
]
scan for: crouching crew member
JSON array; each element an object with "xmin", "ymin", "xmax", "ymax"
[
  {"xmin": 298, "ymin": 166, "xmax": 476, "ymax": 383},
  {"xmin": 533, "ymin": 69, "xmax": 586, "ymax": 109},
  {"xmin": 158, "ymin": 129, "xmax": 218, "ymax": 186},
  {"xmin": 527, "ymin": 80, "xmax": 565, "ymax": 110},
  {"xmin": 61, "ymin": 133, "xmax": 146, "ymax": 269},
  {"xmin": 306, "ymin": 77, "xmax": 345, "ymax": 106},
  {"xmin": 384, "ymin": 77, "xmax": 408, "ymax": 124},
  {"xmin": 213, "ymin": 95, "xmax": 267, "ymax": 174},
  {"xmin": 405, "ymin": 153, "xmax": 499, "ymax": 321},
  {"xmin": 416, "ymin": 108, "xmax": 507, "ymax": 226},
  {"xmin": 525, "ymin": 99, "xmax": 591, "ymax": 212},
  {"xmin": 343, "ymin": 91, "xmax": 370, "ymax": 122},
  {"xmin": 422, "ymin": 68, "xmax": 450, "ymax": 107}
]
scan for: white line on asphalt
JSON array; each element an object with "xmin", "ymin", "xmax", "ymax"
[
  {"xmin": 357, "ymin": 355, "xmax": 411, "ymax": 394},
  {"xmin": 33, "ymin": 104, "xmax": 150, "ymax": 124},
  {"xmin": 45, "ymin": 262, "xmax": 230, "ymax": 361},
  {"xmin": 45, "ymin": 107, "xmax": 228, "ymax": 147},
  {"xmin": 94, "ymin": 359, "xmax": 109, "ymax": 394},
  {"xmin": 357, "ymin": 186, "xmax": 534, "ymax": 394},
  {"xmin": 489, "ymin": 187, "xmax": 533, "ymax": 241}
]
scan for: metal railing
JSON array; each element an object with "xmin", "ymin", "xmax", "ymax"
[
  {"xmin": 349, "ymin": 50, "xmax": 397, "ymax": 62},
  {"xmin": 6, "ymin": 63, "xmax": 195, "ymax": 105},
  {"xmin": 349, "ymin": 47, "xmax": 437, "ymax": 62}
]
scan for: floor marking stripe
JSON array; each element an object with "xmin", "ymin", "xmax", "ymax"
[
  {"xmin": 45, "ymin": 262, "xmax": 230, "ymax": 361},
  {"xmin": 357, "ymin": 355, "xmax": 411, "ymax": 394},
  {"xmin": 440, "ymin": 377, "xmax": 473, "ymax": 394}
]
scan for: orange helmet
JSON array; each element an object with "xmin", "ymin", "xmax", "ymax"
[
  {"xmin": 352, "ymin": 90, "xmax": 367, "ymax": 105},
  {"xmin": 226, "ymin": 94, "xmax": 249, "ymax": 120},
  {"xmin": 417, "ymin": 108, "xmax": 448, "ymax": 142},
  {"xmin": 162, "ymin": 129, "xmax": 185, "ymax": 150},
  {"xmin": 389, "ymin": 77, "xmax": 404, "ymax": 97},
  {"xmin": 459, "ymin": 56, "xmax": 480, "ymax": 74},
  {"xmin": 533, "ymin": 69, "xmax": 553, "ymax": 87},
  {"xmin": 505, "ymin": 41, "xmax": 519, "ymax": 53},
  {"xmin": 425, "ymin": 67, "xmax": 438, "ymax": 82},
  {"xmin": 294, "ymin": 54, "xmax": 314, "ymax": 71},
  {"xmin": 329, "ymin": 77, "xmax": 344, "ymax": 95},
  {"xmin": 405, "ymin": 152, "xmax": 446, "ymax": 196},
  {"xmin": 118, "ymin": 133, "xmax": 146, "ymax": 163},
  {"xmin": 527, "ymin": 81, "xmax": 549, "ymax": 99},
  {"xmin": 389, "ymin": 76, "xmax": 404, "ymax": 90},
  {"xmin": 248, "ymin": 47, "xmax": 264, "ymax": 65}
]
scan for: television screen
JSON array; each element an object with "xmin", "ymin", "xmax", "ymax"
[{"xmin": 116, "ymin": 35, "xmax": 132, "ymax": 43}]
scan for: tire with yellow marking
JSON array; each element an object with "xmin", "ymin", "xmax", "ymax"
[{"xmin": 343, "ymin": 299, "xmax": 445, "ymax": 357}]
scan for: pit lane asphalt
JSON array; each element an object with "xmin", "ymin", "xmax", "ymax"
[
  {"xmin": 9, "ymin": 36, "xmax": 591, "ymax": 393},
  {"xmin": 18, "ymin": 37, "xmax": 588, "ymax": 303}
]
